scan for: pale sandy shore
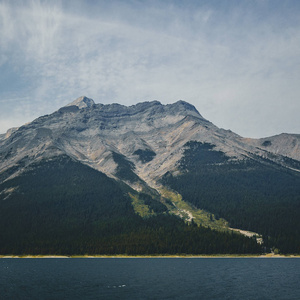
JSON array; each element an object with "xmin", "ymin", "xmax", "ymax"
[{"xmin": 1, "ymin": 254, "xmax": 299, "ymax": 258}]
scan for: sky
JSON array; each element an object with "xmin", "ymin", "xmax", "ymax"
[{"xmin": 0, "ymin": 0, "xmax": 299, "ymax": 138}]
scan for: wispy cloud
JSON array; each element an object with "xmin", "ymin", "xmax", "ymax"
[{"xmin": 0, "ymin": 0, "xmax": 299, "ymax": 137}]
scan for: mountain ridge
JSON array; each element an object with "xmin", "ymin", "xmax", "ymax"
[
  {"xmin": 0, "ymin": 96, "xmax": 299, "ymax": 190},
  {"xmin": 0, "ymin": 96, "xmax": 299, "ymax": 254}
]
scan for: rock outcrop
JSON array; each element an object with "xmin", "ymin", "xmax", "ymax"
[{"xmin": 0, "ymin": 96, "xmax": 299, "ymax": 191}]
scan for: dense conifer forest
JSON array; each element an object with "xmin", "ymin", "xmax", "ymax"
[
  {"xmin": 162, "ymin": 142, "xmax": 300, "ymax": 254},
  {"xmin": 0, "ymin": 156, "xmax": 261, "ymax": 255}
]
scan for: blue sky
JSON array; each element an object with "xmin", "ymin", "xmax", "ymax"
[{"xmin": 0, "ymin": 0, "xmax": 299, "ymax": 138}]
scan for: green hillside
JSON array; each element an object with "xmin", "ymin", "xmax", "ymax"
[
  {"xmin": 0, "ymin": 156, "xmax": 261, "ymax": 255},
  {"xmin": 162, "ymin": 141, "xmax": 300, "ymax": 254}
]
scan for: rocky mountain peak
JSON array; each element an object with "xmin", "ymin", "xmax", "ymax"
[
  {"xmin": 65, "ymin": 96, "xmax": 95, "ymax": 109},
  {"xmin": 0, "ymin": 96, "xmax": 299, "ymax": 256},
  {"xmin": 0, "ymin": 96, "xmax": 299, "ymax": 193},
  {"xmin": 172, "ymin": 100, "xmax": 200, "ymax": 113}
]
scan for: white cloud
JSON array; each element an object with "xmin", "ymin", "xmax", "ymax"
[{"xmin": 0, "ymin": 0, "xmax": 299, "ymax": 137}]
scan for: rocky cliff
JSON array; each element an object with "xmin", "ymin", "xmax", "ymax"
[{"xmin": 1, "ymin": 96, "xmax": 299, "ymax": 192}]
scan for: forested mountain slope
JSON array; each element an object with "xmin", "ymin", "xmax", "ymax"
[{"xmin": 0, "ymin": 96, "xmax": 299, "ymax": 254}]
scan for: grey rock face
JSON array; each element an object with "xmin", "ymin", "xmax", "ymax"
[
  {"xmin": 0, "ymin": 97, "xmax": 299, "ymax": 192},
  {"xmin": 245, "ymin": 133, "xmax": 300, "ymax": 161},
  {"xmin": 65, "ymin": 96, "xmax": 95, "ymax": 109}
]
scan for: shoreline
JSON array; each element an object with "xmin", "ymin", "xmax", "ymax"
[{"xmin": 1, "ymin": 254, "xmax": 299, "ymax": 259}]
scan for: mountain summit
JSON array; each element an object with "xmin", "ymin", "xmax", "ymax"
[
  {"xmin": 0, "ymin": 97, "xmax": 299, "ymax": 255},
  {"xmin": 65, "ymin": 96, "xmax": 95, "ymax": 109},
  {"xmin": 1, "ymin": 97, "xmax": 298, "ymax": 189}
]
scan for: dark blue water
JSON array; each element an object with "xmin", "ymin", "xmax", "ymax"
[{"xmin": 0, "ymin": 258, "xmax": 299, "ymax": 299}]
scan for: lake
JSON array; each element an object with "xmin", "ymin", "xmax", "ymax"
[{"xmin": 1, "ymin": 257, "xmax": 299, "ymax": 299}]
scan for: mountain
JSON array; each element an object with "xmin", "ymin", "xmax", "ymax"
[
  {"xmin": 0, "ymin": 96, "xmax": 299, "ymax": 255},
  {"xmin": 244, "ymin": 133, "xmax": 300, "ymax": 162}
]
